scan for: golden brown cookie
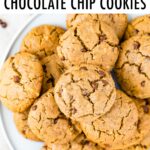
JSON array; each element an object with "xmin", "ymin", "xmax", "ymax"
[
  {"xmin": 66, "ymin": 14, "xmax": 128, "ymax": 39},
  {"xmin": 0, "ymin": 52, "xmax": 43, "ymax": 112},
  {"xmin": 20, "ymin": 25, "xmax": 65, "ymax": 59},
  {"xmin": 41, "ymin": 133, "xmax": 104, "ymax": 150},
  {"xmin": 28, "ymin": 89, "xmax": 81, "ymax": 144},
  {"xmin": 57, "ymin": 19, "xmax": 119, "ymax": 71},
  {"xmin": 14, "ymin": 109, "xmax": 40, "ymax": 141},
  {"xmin": 54, "ymin": 64, "xmax": 116, "ymax": 123},
  {"xmin": 80, "ymin": 90, "xmax": 138, "ymax": 149},
  {"xmin": 115, "ymin": 35, "xmax": 150, "ymax": 99},
  {"xmin": 124, "ymin": 145, "xmax": 149, "ymax": 150},
  {"xmin": 125, "ymin": 15, "xmax": 150, "ymax": 39},
  {"xmin": 123, "ymin": 99, "xmax": 150, "ymax": 148},
  {"xmin": 41, "ymin": 54, "xmax": 64, "ymax": 93}
]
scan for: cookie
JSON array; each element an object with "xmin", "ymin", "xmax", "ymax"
[
  {"xmin": 115, "ymin": 35, "xmax": 150, "ymax": 99},
  {"xmin": 67, "ymin": 14, "xmax": 128, "ymax": 39},
  {"xmin": 41, "ymin": 54, "xmax": 64, "ymax": 93},
  {"xmin": 124, "ymin": 99, "xmax": 150, "ymax": 148},
  {"xmin": 28, "ymin": 89, "xmax": 81, "ymax": 144},
  {"xmin": 80, "ymin": 90, "xmax": 138, "ymax": 149},
  {"xmin": 0, "ymin": 52, "xmax": 43, "ymax": 112},
  {"xmin": 20, "ymin": 25, "xmax": 65, "ymax": 59},
  {"xmin": 14, "ymin": 109, "xmax": 40, "ymax": 141},
  {"xmin": 57, "ymin": 19, "xmax": 119, "ymax": 71},
  {"xmin": 41, "ymin": 133, "xmax": 103, "ymax": 150},
  {"xmin": 125, "ymin": 15, "xmax": 150, "ymax": 39},
  {"xmin": 54, "ymin": 64, "xmax": 116, "ymax": 123},
  {"xmin": 125, "ymin": 145, "xmax": 149, "ymax": 150}
]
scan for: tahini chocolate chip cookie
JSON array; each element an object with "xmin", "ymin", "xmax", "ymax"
[
  {"xmin": 14, "ymin": 109, "xmax": 40, "ymax": 141},
  {"xmin": 57, "ymin": 19, "xmax": 119, "ymax": 71},
  {"xmin": 67, "ymin": 14, "xmax": 128, "ymax": 39},
  {"xmin": 124, "ymin": 99, "xmax": 150, "ymax": 149},
  {"xmin": 0, "ymin": 52, "xmax": 43, "ymax": 112},
  {"xmin": 115, "ymin": 35, "xmax": 150, "ymax": 99},
  {"xmin": 80, "ymin": 90, "xmax": 138, "ymax": 149},
  {"xmin": 41, "ymin": 133, "xmax": 104, "ymax": 150},
  {"xmin": 21, "ymin": 25, "xmax": 65, "ymax": 59},
  {"xmin": 54, "ymin": 64, "xmax": 116, "ymax": 123},
  {"xmin": 41, "ymin": 54, "xmax": 64, "ymax": 93},
  {"xmin": 28, "ymin": 89, "xmax": 81, "ymax": 144},
  {"xmin": 125, "ymin": 15, "xmax": 150, "ymax": 39}
]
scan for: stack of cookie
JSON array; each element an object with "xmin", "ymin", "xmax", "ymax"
[{"xmin": 0, "ymin": 14, "xmax": 150, "ymax": 150}]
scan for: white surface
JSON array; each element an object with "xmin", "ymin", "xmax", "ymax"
[{"xmin": 0, "ymin": 14, "xmax": 148, "ymax": 150}]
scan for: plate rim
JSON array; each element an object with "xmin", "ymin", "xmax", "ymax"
[{"xmin": 0, "ymin": 14, "xmax": 39, "ymax": 150}]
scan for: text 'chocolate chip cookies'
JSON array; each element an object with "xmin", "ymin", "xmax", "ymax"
[
  {"xmin": 54, "ymin": 64, "xmax": 116, "ymax": 123},
  {"xmin": 0, "ymin": 52, "xmax": 43, "ymax": 112},
  {"xmin": 57, "ymin": 19, "xmax": 119, "ymax": 71}
]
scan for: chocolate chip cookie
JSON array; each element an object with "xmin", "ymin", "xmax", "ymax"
[
  {"xmin": 41, "ymin": 133, "xmax": 103, "ymax": 150},
  {"xmin": 28, "ymin": 89, "xmax": 81, "ymax": 144},
  {"xmin": 80, "ymin": 90, "xmax": 138, "ymax": 149},
  {"xmin": 115, "ymin": 35, "xmax": 150, "ymax": 99},
  {"xmin": 54, "ymin": 64, "xmax": 116, "ymax": 123},
  {"xmin": 14, "ymin": 109, "xmax": 40, "ymax": 141},
  {"xmin": 41, "ymin": 54, "xmax": 64, "ymax": 93},
  {"xmin": 124, "ymin": 99, "xmax": 150, "ymax": 148},
  {"xmin": 0, "ymin": 52, "xmax": 43, "ymax": 112},
  {"xmin": 21, "ymin": 25, "xmax": 65, "ymax": 59},
  {"xmin": 67, "ymin": 14, "xmax": 128, "ymax": 39},
  {"xmin": 57, "ymin": 20, "xmax": 119, "ymax": 71},
  {"xmin": 125, "ymin": 15, "xmax": 150, "ymax": 39}
]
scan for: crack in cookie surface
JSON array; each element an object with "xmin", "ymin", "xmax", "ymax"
[{"xmin": 54, "ymin": 64, "xmax": 116, "ymax": 123}]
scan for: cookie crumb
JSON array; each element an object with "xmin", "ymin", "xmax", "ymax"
[{"xmin": 13, "ymin": 76, "xmax": 20, "ymax": 83}]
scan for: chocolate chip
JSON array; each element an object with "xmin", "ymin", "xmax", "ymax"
[
  {"xmin": 81, "ymin": 48, "xmax": 87, "ymax": 52},
  {"xmin": 141, "ymin": 81, "xmax": 145, "ymax": 87},
  {"xmin": 99, "ymin": 34, "xmax": 107, "ymax": 42},
  {"xmin": 80, "ymin": 66, "xmax": 88, "ymax": 71},
  {"xmin": 13, "ymin": 76, "xmax": 20, "ymax": 83},
  {"xmin": 32, "ymin": 105, "xmax": 37, "ymax": 110},
  {"xmin": 102, "ymin": 80, "xmax": 109, "ymax": 86},
  {"xmin": 97, "ymin": 70, "xmax": 106, "ymax": 77},
  {"xmin": 42, "ymin": 64, "xmax": 47, "ymax": 73},
  {"xmin": 90, "ymin": 81, "xmax": 98, "ymax": 90},
  {"xmin": 72, "ymin": 108, "xmax": 77, "ymax": 114},
  {"xmin": 133, "ymin": 29, "xmax": 139, "ymax": 35},
  {"xmin": 61, "ymin": 56, "xmax": 65, "ymax": 61},
  {"xmin": 47, "ymin": 76, "xmax": 55, "ymax": 87},
  {"xmin": 133, "ymin": 41, "xmax": 140, "ymax": 49},
  {"xmin": 1, "ymin": 22, "xmax": 7, "ymax": 28},
  {"xmin": 80, "ymin": 140, "xmax": 89, "ymax": 145},
  {"xmin": 143, "ymin": 105, "xmax": 149, "ymax": 113},
  {"xmin": 53, "ymin": 118, "xmax": 58, "ymax": 124}
]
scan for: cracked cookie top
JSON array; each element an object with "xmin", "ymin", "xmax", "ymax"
[
  {"xmin": 115, "ymin": 35, "xmax": 150, "ymax": 99},
  {"xmin": 54, "ymin": 64, "xmax": 116, "ymax": 123},
  {"xmin": 41, "ymin": 54, "xmax": 64, "ymax": 93},
  {"xmin": 66, "ymin": 14, "xmax": 128, "ymax": 39},
  {"xmin": 20, "ymin": 25, "xmax": 65, "ymax": 59},
  {"xmin": 57, "ymin": 19, "xmax": 119, "ymax": 71},
  {"xmin": 28, "ymin": 89, "xmax": 81, "ymax": 145},
  {"xmin": 125, "ymin": 99, "xmax": 150, "ymax": 148},
  {"xmin": 125, "ymin": 15, "xmax": 150, "ymax": 39},
  {"xmin": 80, "ymin": 90, "xmax": 138, "ymax": 149},
  {"xmin": 41, "ymin": 133, "xmax": 104, "ymax": 150},
  {"xmin": 14, "ymin": 109, "xmax": 40, "ymax": 141},
  {"xmin": 0, "ymin": 52, "xmax": 43, "ymax": 112}
]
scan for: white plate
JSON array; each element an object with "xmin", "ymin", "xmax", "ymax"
[{"xmin": 0, "ymin": 14, "xmax": 147, "ymax": 150}]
